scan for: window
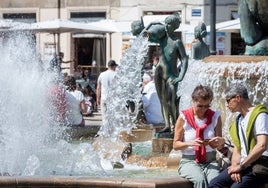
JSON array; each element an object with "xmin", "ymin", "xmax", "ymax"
[
  {"xmin": 70, "ymin": 11, "xmax": 107, "ymax": 77},
  {"xmin": 144, "ymin": 11, "xmax": 181, "ymax": 15},
  {"xmin": 70, "ymin": 12, "xmax": 106, "ymax": 22},
  {"xmin": 3, "ymin": 13, "xmax": 36, "ymax": 23}
]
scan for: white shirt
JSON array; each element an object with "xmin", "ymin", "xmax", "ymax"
[
  {"xmin": 181, "ymin": 110, "xmax": 221, "ymax": 155},
  {"xmin": 238, "ymin": 109, "xmax": 268, "ymax": 161},
  {"xmin": 97, "ymin": 69, "xmax": 116, "ymax": 101},
  {"xmin": 66, "ymin": 90, "xmax": 84, "ymax": 125},
  {"xmin": 142, "ymin": 81, "xmax": 164, "ymax": 124}
]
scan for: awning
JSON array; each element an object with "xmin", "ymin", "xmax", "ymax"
[
  {"xmin": 87, "ymin": 19, "xmax": 132, "ymax": 33},
  {"xmin": 207, "ymin": 19, "xmax": 240, "ymax": 33}
]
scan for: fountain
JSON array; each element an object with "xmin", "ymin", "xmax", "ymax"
[
  {"xmin": 1, "ymin": 25, "xmax": 268, "ymax": 188},
  {"xmin": 0, "ymin": 31, "xmax": 193, "ymax": 187}
]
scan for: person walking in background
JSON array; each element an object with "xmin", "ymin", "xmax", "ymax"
[
  {"xmin": 173, "ymin": 84, "xmax": 225, "ymax": 188},
  {"xmin": 49, "ymin": 52, "xmax": 71, "ymax": 73},
  {"xmin": 209, "ymin": 82, "xmax": 268, "ymax": 188},
  {"xmin": 96, "ymin": 60, "xmax": 118, "ymax": 119}
]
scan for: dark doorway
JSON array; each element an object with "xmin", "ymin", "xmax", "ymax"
[
  {"xmin": 76, "ymin": 38, "xmax": 94, "ymax": 66},
  {"xmin": 231, "ymin": 33, "xmax": 245, "ymax": 55},
  {"xmin": 74, "ymin": 37, "xmax": 107, "ymax": 79}
]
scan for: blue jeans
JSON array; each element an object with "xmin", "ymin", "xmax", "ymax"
[{"xmin": 209, "ymin": 166, "xmax": 268, "ymax": 188}]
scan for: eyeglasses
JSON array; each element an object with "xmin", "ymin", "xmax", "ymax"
[
  {"xmin": 196, "ymin": 104, "xmax": 211, "ymax": 109},
  {"xmin": 226, "ymin": 96, "xmax": 236, "ymax": 104}
]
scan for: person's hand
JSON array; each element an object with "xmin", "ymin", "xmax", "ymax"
[
  {"xmin": 208, "ymin": 137, "xmax": 225, "ymax": 149},
  {"xmin": 192, "ymin": 138, "xmax": 204, "ymax": 146},
  {"xmin": 167, "ymin": 77, "xmax": 182, "ymax": 86},
  {"xmin": 173, "ymin": 77, "xmax": 183, "ymax": 84},
  {"xmin": 228, "ymin": 164, "xmax": 243, "ymax": 183},
  {"xmin": 195, "ymin": 138, "xmax": 213, "ymax": 146},
  {"xmin": 201, "ymin": 139, "xmax": 210, "ymax": 146},
  {"xmin": 230, "ymin": 172, "xmax": 241, "ymax": 183},
  {"xmin": 228, "ymin": 164, "xmax": 243, "ymax": 174}
]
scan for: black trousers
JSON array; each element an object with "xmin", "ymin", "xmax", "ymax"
[{"xmin": 209, "ymin": 166, "xmax": 268, "ymax": 188}]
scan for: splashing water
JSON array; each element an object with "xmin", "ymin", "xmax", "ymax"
[
  {"xmin": 98, "ymin": 36, "xmax": 149, "ymax": 138},
  {"xmin": 0, "ymin": 32, "xmax": 106, "ymax": 176},
  {"xmin": 0, "ymin": 31, "xmax": 150, "ymax": 176},
  {"xmin": 0, "ymin": 32, "xmax": 60, "ymax": 175},
  {"xmin": 95, "ymin": 36, "xmax": 149, "ymax": 162}
]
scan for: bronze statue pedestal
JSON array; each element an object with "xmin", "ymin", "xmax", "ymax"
[
  {"xmin": 154, "ymin": 132, "xmax": 174, "ymax": 139},
  {"xmin": 152, "ymin": 138, "xmax": 173, "ymax": 154}
]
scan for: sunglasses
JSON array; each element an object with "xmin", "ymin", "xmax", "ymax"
[
  {"xmin": 226, "ymin": 95, "xmax": 236, "ymax": 104},
  {"xmin": 196, "ymin": 104, "xmax": 211, "ymax": 108}
]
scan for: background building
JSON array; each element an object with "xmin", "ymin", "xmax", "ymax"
[{"xmin": 0, "ymin": 0, "xmax": 241, "ymax": 77}]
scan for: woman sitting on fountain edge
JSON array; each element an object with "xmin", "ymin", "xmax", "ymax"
[{"xmin": 173, "ymin": 84, "xmax": 225, "ymax": 188}]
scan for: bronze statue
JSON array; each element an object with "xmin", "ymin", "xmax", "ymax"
[
  {"xmin": 192, "ymin": 22, "xmax": 210, "ymax": 60},
  {"xmin": 238, "ymin": 0, "xmax": 268, "ymax": 55},
  {"xmin": 143, "ymin": 14, "xmax": 189, "ymax": 133},
  {"xmin": 131, "ymin": 20, "xmax": 145, "ymax": 37}
]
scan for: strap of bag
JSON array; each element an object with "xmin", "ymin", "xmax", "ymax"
[
  {"xmin": 236, "ymin": 114, "xmax": 249, "ymax": 154},
  {"xmin": 237, "ymin": 118, "xmax": 249, "ymax": 154}
]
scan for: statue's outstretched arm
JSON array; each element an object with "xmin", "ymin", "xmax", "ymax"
[
  {"xmin": 142, "ymin": 22, "xmax": 164, "ymax": 36},
  {"xmin": 144, "ymin": 21, "xmax": 163, "ymax": 30}
]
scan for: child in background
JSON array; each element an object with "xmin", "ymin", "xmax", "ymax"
[{"xmin": 82, "ymin": 85, "xmax": 96, "ymax": 116}]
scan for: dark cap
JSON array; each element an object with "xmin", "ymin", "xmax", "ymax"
[{"xmin": 108, "ymin": 60, "xmax": 118, "ymax": 67}]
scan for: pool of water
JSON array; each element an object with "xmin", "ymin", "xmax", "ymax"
[{"xmin": 101, "ymin": 168, "xmax": 178, "ymax": 178}]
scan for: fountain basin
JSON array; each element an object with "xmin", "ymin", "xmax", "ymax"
[
  {"xmin": 203, "ymin": 55, "xmax": 268, "ymax": 79},
  {"xmin": 1, "ymin": 176, "xmax": 265, "ymax": 188},
  {"xmin": 203, "ymin": 55, "xmax": 268, "ymax": 63},
  {"xmin": 0, "ymin": 176, "xmax": 192, "ymax": 188}
]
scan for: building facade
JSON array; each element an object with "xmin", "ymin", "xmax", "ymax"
[{"xmin": 0, "ymin": 0, "xmax": 239, "ymax": 76}]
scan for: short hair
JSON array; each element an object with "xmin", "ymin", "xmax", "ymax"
[
  {"xmin": 191, "ymin": 84, "xmax": 213, "ymax": 101},
  {"xmin": 65, "ymin": 76, "xmax": 76, "ymax": 91},
  {"xmin": 224, "ymin": 82, "xmax": 249, "ymax": 99},
  {"xmin": 108, "ymin": 60, "xmax": 118, "ymax": 67}
]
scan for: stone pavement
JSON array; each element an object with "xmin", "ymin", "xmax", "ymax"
[
  {"xmin": 68, "ymin": 110, "xmax": 102, "ymax": 139},
  {"xmin": 84, "ymin": 110, "xmax": 102, "ymax": 126}
]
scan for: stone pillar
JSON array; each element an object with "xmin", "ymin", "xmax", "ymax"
[{"xmin": 210, "ymin": 0, "xmax": 216, "ymax": 55}]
